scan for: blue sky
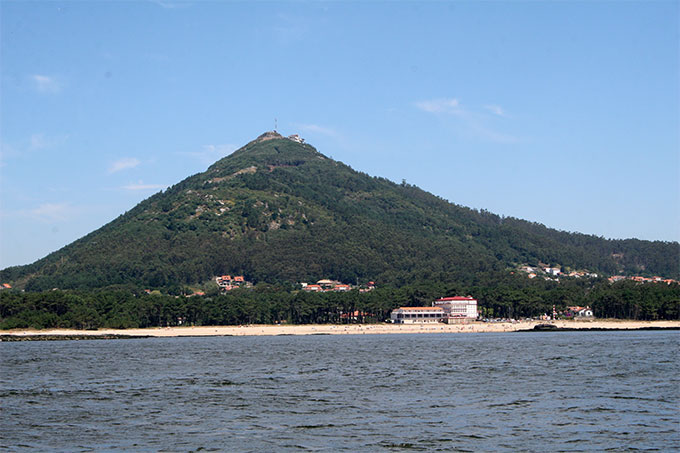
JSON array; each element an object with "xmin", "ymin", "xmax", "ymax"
[{"xmin": 1, "ymin": 0, "xmax": 678, "ymax": 269}]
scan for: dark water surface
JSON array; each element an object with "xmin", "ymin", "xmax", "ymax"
[{"xmin": 2, "ymin": 331, "xmax": 678, "ymax": 451}]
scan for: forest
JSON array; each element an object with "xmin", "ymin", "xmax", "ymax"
[{"xmin": 2, "ymin": 278, "xmax": 678, "ymax": 330}]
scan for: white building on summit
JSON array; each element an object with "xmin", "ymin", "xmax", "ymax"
[{"xmin": 287, "ymin": 134, "xmax": 305, "ymax": 143}]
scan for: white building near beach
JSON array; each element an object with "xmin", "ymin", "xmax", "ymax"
[
  {"xmin": 390, "ymin": 306, "xmax": 446, "ymax": 324},
  {"xmin": 433, "ymin": 296, "xmax": 478, "ymax": 322}
]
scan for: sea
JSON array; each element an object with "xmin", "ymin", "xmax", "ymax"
[{"xmin": 2, "ymin": 330, "xmax": 678, "ymax": 452}]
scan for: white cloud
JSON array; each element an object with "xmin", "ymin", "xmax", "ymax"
[
  {"xmin": 0, "ymin": 134, "xmax": 68, "ymax": 167},
  {"xmin": 29, "ymin": 203, "xmax": 75, "ymax": 222},
  {"xmin": 30, "ymin": 134, "xmax": 49, "ymax": 150},
  {"xmin": 416, "ymin": 97, "xmax": 521, "ymax": 144},
  {"xmin": 484, "ymin": 104, "xmax": 507, "ymax": 117},
  {"xmin": 415, "ymin": 98, "xmax": 463, "ymax": 114},
  {"xmin": 148, "ymin": 0, "xmax": 190, "ymax": 9},
  {"xmin": 29, "ymin": 133, "xmax": 69, "ymax": 150},
  {"xmin": 297, "ymin": 124, "xmax": 337, "ymax": 137},
  {"xmin": 271, "ymin": 12, "xmax": 307, "ymax": 45},
  {"xmin": 0, "ymin": 142, "xmax": 18, "ymax": 166},
  {"xmin": 121, "ymin": 181, "xmax": 167, "ymax": 191},
  {"xmin": 109, "ymin": 158, "xmax": 141, "ymax": 173},
  {"xmin": 469, "ymin": 124, "xmax": 520, "ymax": 144},
  {"xmin": 179, "ymin": 144, "xmax": 237, "ymax": 164},
  {"xmin": 31, "ymin": 75, "xmax": 61, "ymax": 93}
]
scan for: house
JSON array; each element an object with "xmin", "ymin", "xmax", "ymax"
[
  {"xmin": 544, "ymin": 267, "xmax": 561, "ymax": 276},
  {"xmin": 216, "ymin": 274, "xmax": 250, "ymax": 290},
  {"xmin": 360, "ymin": 281, "xmax": 376, "ymax": 292},
  {"xmin": 316, "ymin": 279, "xmax": 337, "ymax": 290},
  {"xmin": 301, "ymin": 279, "xmax": 359, "ymax": 292},
  {"xmin": 390, "ymin": 306, "xmax": 446, "ymax": 324},
  {"xmin": 216, "ymin": 275, "xmax": 233, "ymax": 287},
  {"xmin": 288, "ymin": 134, "xmax": 305, "ymax": 143},
  {"xmin": 1, "ymin": 283, "xmax": 11, "ymax": 289},
  {"xmin": 565, "ymin": 306, "xmax": 594, "ymax": 318},
  {"xmin": 433, "ymin": 296, "xmax": 478, "ymax": 321}
]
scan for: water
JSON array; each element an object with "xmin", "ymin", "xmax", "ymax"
[{"xmin": 2, "ymin": 331, "xmax": 678, "ymax": 451}]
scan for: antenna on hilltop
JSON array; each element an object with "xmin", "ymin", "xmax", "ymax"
[{"xmin": 274, "ymin": 118, "xmax": 277, "ymax": 132}]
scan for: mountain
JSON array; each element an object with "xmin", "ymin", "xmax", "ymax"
[{"xmin": 2, "ymin": 131, "xmax": 678, "ymax": 291}]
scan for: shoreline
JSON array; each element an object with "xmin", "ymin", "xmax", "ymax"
[{"xmin": 2, "ymin": 320, "xmax": 679, "ymax": 340}]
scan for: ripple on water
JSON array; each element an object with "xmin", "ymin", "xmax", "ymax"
[{"xmin": 1, "ymin": 331, "xmax": 678, "ymax": 451}]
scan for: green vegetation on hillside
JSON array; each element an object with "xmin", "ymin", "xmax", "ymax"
[{"xmin": 1, "ymin": 132, "xmax": 678, "ymax": 299}]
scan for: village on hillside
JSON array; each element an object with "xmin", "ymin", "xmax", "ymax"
[
  {"xmin": 606, "ymin": 275, "xmax": 678, "ymax": 284},
  {"xmin": 212, "ymin": 275, "xmax": 377, "ymax": 294},
  {"xmin": 301, "ymin": 279, "xmax": 376, "ymax": 293},
  {"xmin": 215, "ymin": 275, "xmax": 253, "ymax": 291},
  {"xmin": 515, "ymin": 264, "xmax": 678, "ymax": 285},
  {"xmin": 517, "ymin": 265, "xmax": 598, "ymax": 281}
]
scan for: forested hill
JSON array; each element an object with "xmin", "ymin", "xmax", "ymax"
[{"xmin": 2, "ymin": 131, "xmax": 678, "ymax": 291}]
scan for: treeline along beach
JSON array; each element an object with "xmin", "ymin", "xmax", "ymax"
[{"xmin": 2, "ymin": 277, "xmax": 678, "ymax": 330}]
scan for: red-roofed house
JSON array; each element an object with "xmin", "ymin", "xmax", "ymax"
[
  {"xmin": 565, "ymin": 306, "xmax": 594, "ymax": 317},
  {"xmin": 216, "ymin": 275, "xmax": 233, "ymax": 287}
]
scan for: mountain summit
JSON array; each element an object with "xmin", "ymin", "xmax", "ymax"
[
  {"xmin": 2, "ymin": 133, "xmax": 678, "ymax": 290},
  {"xmin": 253, "ymin": 130, "xmax": 284, "ymax": 142}
]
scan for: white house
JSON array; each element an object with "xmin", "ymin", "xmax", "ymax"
[
  {"xmin": 544, "ymin": 267, "xmax": 561, "ymax": 276},
  {"xmin": 390, "ymin": 307, "xmax": 446, "ymax": 324},
  {"xmin": 566, "ymin": 306, "xmax": 594, "ymax": 318},
  {"xmin": 433, "ymin": 296, "xmax": 478, "ymax": 322}
]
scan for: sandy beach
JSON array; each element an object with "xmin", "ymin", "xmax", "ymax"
[{"xmin": 3, "ymin": 319, "xmax": 679, "ymax": 339}]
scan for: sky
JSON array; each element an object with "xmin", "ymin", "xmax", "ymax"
[{"xmin": 1, "ymin": 0, "xmax": 678, "ymax": 269}]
